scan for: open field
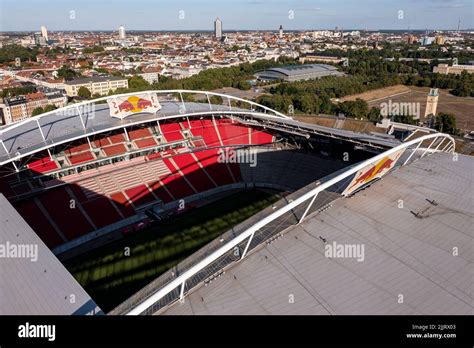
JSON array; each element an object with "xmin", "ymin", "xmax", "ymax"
[
  {"xmin": 294, "ymin": 115, "xmax": 386, "ymax": 134},
  {"xmin": 339, "ymin": 84, "xmax": 411, "ymax": 102},
  {"xmin": 340, "ymin": 84, "xmax": 474, "ymax": 132},
  {"xmin": 367, "ymin": 86, "xmax": 474, "ymax": 132},
  {"xmin": 63, "ymin": 188, "xmax": 282, "ymax": 312}
]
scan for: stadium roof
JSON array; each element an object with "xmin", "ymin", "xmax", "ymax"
[
  {"xmin": 158, "ymin": 152, "xmax": 473, "ymax": 315},
  {"xmin": 255, "ymin": 64, "xmax": 345, "ymax": 81},
  {"xmin": 0, "ymin": 94, "xmax": 399, "ymax": 167},
  {"xmin": 0, "ymin": 194, "xmax": 102, "ymax": 315},
  {"xmin": 0, "ymin": 101, "xmax": 243, "ymax": 166},
  {"xmin": 265, "ymin": 64, "xmax": 339, "ymax": 77}
]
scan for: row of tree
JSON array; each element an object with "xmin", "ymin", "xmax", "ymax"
[
  {"xmin": 31, "ymin": 104, "xmax": 57, "ymax": 116},
  {"xmin": 0, "ymin": 44, "xmax": 39, "ymax": 64}
]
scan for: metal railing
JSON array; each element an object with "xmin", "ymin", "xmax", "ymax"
[
  {"xmin": 0, "ymin": 89, "xmax": 288, "ymax": 136},
  {"xmin": 122, "ymin": 132, "xmax": 455, "ymax": 315},
  {"xmin": 0, "ymin": 90, "xmax": 289, "ymax": 167}
]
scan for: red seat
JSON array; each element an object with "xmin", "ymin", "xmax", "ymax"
[
  {"xmin": 172, "ymin": 153, "xmax": 216, "ymax": 192},
  {"xmin": 189, "ymin": 119, "xmax": 221, "ymax": 146},
  {"xmin": 38, "ymin": 188, "xmax": 94, "ymax": 240},
  {"xmin": 194, "ymin": 149, "xmax": 235, "ymax": 185},
  {"xmin": 149, "ymin": 181, "xmax": 174, "ymax": 203},
  {"xmin": 218, "ymin": 120, "xmax": 249, "ymax": 145},
  {"xmin": 103, "ymin": 144, "xmax": 127, "ymax": 156},
  {"xmin": 110, "ymin": 192, "xmax": 135, "ymax": 217},
  {"xmin": 14, "ymin": 200, "xmax": 64, "ymax": 248},
  {"xmin": 251, "ymin": 129, "xmax": 273, "ymax": 144},
  {"xmin": 65, "ymin": 143, "xmax": 90, "ymax": 155},
  {"xmin": 160, "ymin": 174, "xmax": 195, "ymax": 199},
  {"xmin": 68, "ymin": 151, "xmax": 95, "ymax": 165},
  {"xmin": 134, "ymin": 137, "xmax": 157, "ymax": 149},
  {"xmin": 161, "ymin": 122, "xmax": 184, "ymax": 142},
  {"xmin": 125, "ymin": 185, "xmax": 155, "ymax": 207},
  {"xmin": 129, "ymin": 128, "xmax": 152, "ymax": 140},
  {"xmin": 27, "ymin": 157, "xmax": 58, "ymax": 173},
  {"xmin": 82, "ymin": 197, "xmax": 122, "ymax": 228},
  {"xmin": 109, "ymin": 133, "xmax": 126, "ymax": 144}
]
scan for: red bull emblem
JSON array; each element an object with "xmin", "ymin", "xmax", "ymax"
[
  {"xmin": 342, "ymin": 149, "xmax": 405, "ymax": 196},
  {"xmin": 108, "ymin": 93, "xmax": 161, "ymax": 119}
]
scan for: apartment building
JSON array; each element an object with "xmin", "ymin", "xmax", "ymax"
[
  {"xmin": 0, "ymin": 92, "xmax": 67, "ymax": 125},
  {"xmin": 64, "ymin": 76, "xmax": 129, "ymax": 97}
]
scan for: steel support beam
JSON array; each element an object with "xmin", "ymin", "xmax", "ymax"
[
  {"xmin": 403, "ymin": 142, "xmax": 422, "ymax": 166},
  {"xmin": 298, "ymin": 192, "xmax": 319, "ymax": 224},
  {"xmin": 421, "ymin": 137, "xmax": 438, "ymax": 158},
  {"xmin": 241, "ymin": 232, "xmax": 255, "ymax": 259}
]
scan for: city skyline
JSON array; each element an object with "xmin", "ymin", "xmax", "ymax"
[{"xmin": 0, "ymin": 0, "xmax": 472, "ymax": 32}]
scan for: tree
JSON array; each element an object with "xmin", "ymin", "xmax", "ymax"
[
  {"xmin": 368, "ymin": 107, "xmax": 381, "ymax": 122},
  {"xmin": 337, "ymin": 99, "xmax": 369, "ymax": 119},
  {"xmin": 43, "ymin": 104, "xmax": 57, "ymax": 112},
  {"xmin": 435, "ymin": 112, "xmax": 458, "ymax": 135},
  {"xmin": 77, "ymin": 86, "xmax": 91, "ymax": 99},
  {"xmin": 0, "ymin": 44, "xmax": 39, "ymax": 64},
  {"xmin": 393, "ymin": 115, "xmax": 417, "ymax": 125},
  {"xmin": 209, "ymin": 95, "xmax": 223, "ymax": 105},
  {"xmin": 31, "ymin": 107, "xmax": 44, "ymax": 116},
  {"xmin": 57, "ymin": 66, "xmax": 79, "ymax": 81},
  {"xmin": 83, "ymin": 46, "xmax": 105, "ymax": 54},
  {"xmin": 451, "ymin": 72, "xmax": 473, "ymax": 97},
  {"xmin": 128, "ymin": 75, "xmax": 150, "ymax": 89},
  {"xmin": 234, "ymin": 80, "xmax": 251, "ymax": 90}
]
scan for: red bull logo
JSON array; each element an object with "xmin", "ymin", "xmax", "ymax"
[
  {"xmin": 108, "ymin": 93, "xmax": 161, "ymax": 119},
  {"xmin": 347, "ymin": 157, "xmax": 394, "ymax": 191},
  {"xmin": 342, "ymin": 149, "xmax": 405, "ymax": 196},
  {"xmin": 118, "ymin": 96, "xmax": 153, "ymax": 113}
]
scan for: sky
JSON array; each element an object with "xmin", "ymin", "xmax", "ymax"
[{"xmin": 0, "ymin": 0, "xmax": 472, "ymax": 32}]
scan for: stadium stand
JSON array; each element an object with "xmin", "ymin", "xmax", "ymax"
[
  {"xmin": 27, "ymin": 155, "xmax": 59, "ymax": 173},
  {"xmin": 161, "ymin": 122, "xmax": 185, "ymax": 142},
  {"xmin": 0, "ymin": 114, "xmax": 351, "ymax": 251},
  {"xmin": 102, "ymin": 143, "xmax": 128, "ymax": 156}
]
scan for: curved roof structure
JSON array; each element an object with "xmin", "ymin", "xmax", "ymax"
[
  {"xmin": 255, "ymin": 64, "xmax": 345, "ymax": 81},
  {"xmin": 158, "ymin": 151, "xmax": 473, "ymax": 315},
  {"xmin": 108, "ymin": 132, "xmax": 458, "ymax": 315},
  {"xmin": 0, "ymin": 90, "xmax": 398, "ymax": 167}
]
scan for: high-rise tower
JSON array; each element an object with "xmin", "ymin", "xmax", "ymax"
[{"xmin": 214, "ymin": 18, "xmax": 222, "ymax": 39}]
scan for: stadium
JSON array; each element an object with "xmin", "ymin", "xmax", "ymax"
[{"xmin": 0, "ymin": 90, "xmax": 471, "ymax": 316}]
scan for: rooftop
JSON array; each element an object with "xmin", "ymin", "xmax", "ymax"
[
  {"xmin": 0, "ymin": 194, "xmax": 102, "ymax": 315},
  {"xmin": 64, "ymin": 76, "xmax": 128, "ymax": 85},
  {"xmin": 159, "ymin": 152, "xmax": 474, "ymax": 315},
  {"xmin": 260, "ymin": 64, "xmax": 340, "ymax": 77}
]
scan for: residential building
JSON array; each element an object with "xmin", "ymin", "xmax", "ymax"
[
  {"xmin": 0, "ymin": 92, "xmax": 67, "ymax": 125},
  {"xmin": 433, "ymin": 64, "xmax": 474, "ymax": 75},
  {"xmin": 64, "ymin": 76, "xmax": 129, "ymax": 97}
]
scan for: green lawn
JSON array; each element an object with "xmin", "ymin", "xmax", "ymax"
[{"xmin": 64, "ymin": 188, "xmax": 281, "ymax": 312}]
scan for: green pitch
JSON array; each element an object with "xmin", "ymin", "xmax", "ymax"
[{"xmin": 64, "ymin": 188, "xmax": 281, "ymax": 312}]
